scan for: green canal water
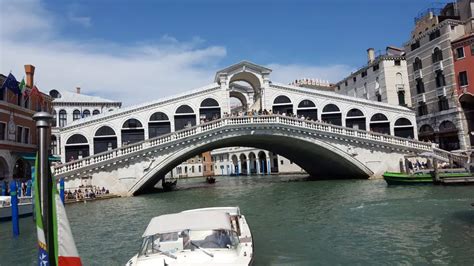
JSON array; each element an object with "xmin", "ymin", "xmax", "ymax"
[{"xmin": 1, "ymin": 175, "xmax": 474, "ymax": 265}]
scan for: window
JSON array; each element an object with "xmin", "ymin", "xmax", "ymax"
[
  {"xmin": 344, "ymin": 81, "xmax": 348, "ymax": 86},
  {"xmin": 416, "ymin": 79, "xmax": 425, "ymax": 94},
  {"xmin": 376, "ymin": 93, "xmax": 382, "ymax": 102},
  {"xmin": 23, "ymin": 128, "xmax": 29, "ymax": 144},
  {"xmin": 394, "ymin": 60, "xmax": 401, "ymax": 66},
  {"xmin": 52, "ymin": 110, "xmax": 57, "ymax": 127},
  {"xmin": 16, "ymin": 126, "xmax": 23, "ymax": 143},
  {"xmin": 203, "ymin": 165, "xmax": 206, "ymax": 172},
  {"xmin": 418, "ymin": 103, "xmax": 428, "ymax": 116},
  {"xmin": 411, "ymin": 41, "xmax": 420, "ymax": 51},
  {"xmin": 429, "ymin": 29, "xmax": 441, "ymax": 41},
  {"xmin": 361, "ymin": 71, "xmax": 367, "ymax": 78},
  {"xmin": 0, "ymin": 88, "xmax": 4, "ymax": 101},
  {"xmin": 432, "ymin": 47, "xmax": 443, "ymax": 63},
  {"xmin": 398, "ymin": 91, "xmax": 406, "ymax": 106},
  {"xmin": 435, "ymin": 71, "xmax": 446, "ymax": 88},
  {"xmin": 198, "ymin": 165, "xmax": 201, "ymax": 173},
  {"xmin": 456, "ymin": 47, "xmax": 465, "ymax": 59},
  {"xmin": 438, "ymin": 96, "xmax": 449, "ymax": 111},
  {"xmin": 413, "ymin": 57, "xmax": 422, "ymax": 71},
  {"xmin": 0, "ymin": 123, "xmax": 5, "ymax": 140},
  {"xmin": 280, "ymin": 160, "xmax": 284, "ymax": 165},
  {"xmin": 459, "ymin": 71, "xmax": 468, "ymax": 86},
  {"xmin": 373, "ymin": 64, "xmax": 379, "ymax": 71},
  {"xmin": 353, "ymin": 76, "xmax": 357, "ymax": 83},
  {"xmin": 93, "ymin": 110, "xmax": 100, "ymax": 115},
  {"xmin": 59, "ymin": 110, "xmax": 67, "ymax": 127},
  {"xmin": 73, "ymin": 110, "xmax": 81, "ymax": 120},
  {"xmin": 82, "ymin": 110, "xmax": 91, "ymax": 118}
]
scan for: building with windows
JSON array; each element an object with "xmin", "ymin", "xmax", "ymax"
[
  {"xmin": 50, "ymin": 87, "xmax": 122, "ymax": 159},
  {"xmin": 335, "ymin": 47, "xmax": 411, "ymax": 108},
  {"xmin": 404, "ymin": 1, "xmax": 472, "ymax": 151},
  {"xmin": 0, "ymin": 65, "xmax": 52, "ymax": 182}
]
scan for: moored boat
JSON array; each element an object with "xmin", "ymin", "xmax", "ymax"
[
  {"xmin": 0, "ymin": 196, "xmax": 33, "ymax": 221},
  {"xmin": 126, "ymin": 207, "xmax": 253, "ymax": 265},
  {"xmin": 206, "ymin": 177, "xmax": 216, "ymax": 184},
  {"xmin": 383, "ymin": 171, "xmax": 472, "ymax": 185}
]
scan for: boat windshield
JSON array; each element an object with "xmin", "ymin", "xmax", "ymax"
[{"xmin": 139, "ymin": 229, "xmax": 239, "ymax": 257}]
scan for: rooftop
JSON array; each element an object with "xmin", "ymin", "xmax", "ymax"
[{"xmin": 51, "ymin": 89, "xmax": 121, "ymax": 104}]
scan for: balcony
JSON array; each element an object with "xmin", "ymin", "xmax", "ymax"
[
  {"xmin": 396, "ymin": 84, "xmax": 405, "ymax": 92},
  {"xmin": 414, "ymin": 69, "xmax": 423, "ymax": 79},
  {"xmin": 416, "ymin": 93, "xmax": 426, "ymax": 103},
  {"xmin": 433, "ymin": 61, "xmax": 444, "ymax": 72},
  {"xmin": 436, "ymin": 86, "xmax": 447, "ymax": 97}
]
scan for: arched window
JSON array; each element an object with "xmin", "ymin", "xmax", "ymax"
[
  {"xmin": 149, "ymin": 112, "xmax": 171, "ymax": 138},
  {"xmin": 346, "ymin": 108, "xmax": 366, "ymax": 130},
  {"xmin": 82, "ymin": 110, "xmax": 91, "ymax": 118},
  {"xmin": 272, "ymin": 96, "xmax": 293, "ymax": 115},
  {"xmin": 419, "ymin": 124, "xmax": 435, "ymax": 142},
  {"xmin": 73, "ymin": 109, "xmax": 81, "ymax": 121},
  {"xmin": 121, "ymin": 119, "xmax": 144, "ymax": 145},
  {"xmin": 50, "ymin": 135, "xmax": 58, "ymax": 155},
  {"xmin": 92, "ymin": 110, "xmax": 100, "ymax": 115},
  {"xmin": 199, "ymin": 98, "xmax": 221, "ymax": 122},
  {"xmin": 94, "ymin": 126, "xmax": 117, "ymax": 154},
  {"xmin": 59, "ymin": 110, "xmax": 67, "ymax": 127},
  {"xmin": 370, "ymin": 113, "xmax": 390, "ymax": 135},
  {"xmin": 65, "ymin": 134, "xmax": 89, "ymax": 161},
  {"xmin": 432, "ymin": 47, "xmax": 443, "ymax": 63},
  {"xmin": 394, "ymin": 118, "xmax": 414, "ymax": 138},
  {"xmin": 413, "ymin": 57, "xmax": 423, "ymax": 71},
  {"xmin": 435, "ymin": 71, "xmax": 446, "ymax": 88},
  {"xmin": 297, "ymin": 99, "xmax": 317, "ymax": 120},
  {"xmin": 321, "ymin": 104, "xmax": 342, "ymax": 126},
  {"xmin": 174, "ymin": 105, "xmax": 196, "ymax": 131},
  {"xmin": 52, "ymin": 110, "xmax": 57, "ymax": 127}
]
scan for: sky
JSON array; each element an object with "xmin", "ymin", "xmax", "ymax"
[{"xmin": 0, "ymin": 0, "xmax": 444, "ymax": 106}]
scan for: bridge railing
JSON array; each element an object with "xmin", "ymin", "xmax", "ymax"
[{"xmin": 53, "ymin": 114, "xmax": 464, "ymax": 176}]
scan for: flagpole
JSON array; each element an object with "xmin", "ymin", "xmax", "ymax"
[{"xmin": 33, "ymin": 112, "xmax": 55, "ymax": 266}]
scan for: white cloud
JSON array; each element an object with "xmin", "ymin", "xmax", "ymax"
[
  {"xmin": 0, "ymin": 0, "xmax": 353, "ymax": 107},
  {"xmin": 68, "ymin": 14, "xmax": 92, "ymax": 28}
]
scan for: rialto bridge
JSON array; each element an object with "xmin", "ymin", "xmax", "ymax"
[{"xmin": 52, "ymin": 61, "xmax": 465, "ymax": 196}]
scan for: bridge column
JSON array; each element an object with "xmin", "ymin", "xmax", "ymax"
[
  {"xmin": 267, "ymin": 158, "xmax": 271, "ymax": 175},
  {"xmin": 237, "ymin": 160, "xmax": 242, "ymax": 175},
  {"xmin": 246, "ymin": 159, "xmax": 250, "ymax": 175},
  {"xmin": 256, "ymin": 160, "xmax": 261, "ymax": 175}
]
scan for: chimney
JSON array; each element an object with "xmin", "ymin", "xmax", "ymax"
[
  {"xmin": 76, "ymin": 87, "xmax": 81, "ymax": 94},
  {"xmin": 24, "ymin": 65, "xmax": 35, "ymax": 88},
  {"xmin": 367, "ymin": 48, "xmax": 375, "ymax": 64}
]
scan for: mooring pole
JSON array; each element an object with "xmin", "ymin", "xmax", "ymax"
[
  {"xmin": 60, "ymin": 178, "xmax": 65, "ymax": 204},
  {"xmin": 33, "ymin": 112, "xmax": 55, "ymax": 264},
  {"xmin": 10, "ymin": 181, "xmax": 19, "ymax": 237}
]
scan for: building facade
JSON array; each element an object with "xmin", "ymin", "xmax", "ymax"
[
  {"xmin": 336, "ymin": 47, "xmax": 412, "ymax": 108},
  {"xmin": 50, "ymin": 87, "xmax": 122, "ymax": 160},
  {"xmin": 0, "ymin": 65, "xmax": 52, "ymax": 182},
  {"xmin": 404, "ymin": 1, "xmax": 472, "ymax": 151}
]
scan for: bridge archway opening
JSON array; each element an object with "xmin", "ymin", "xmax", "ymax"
[
  {"xmin": 229, "ymin": 92, "xmax": 248, "ymax": 113},
  {"xmin": 418, "ymin": 124, "xmax": 435, "ymax": 142},
  {"xmin": 322, "ymin": 104, "xmax": 342, "ymax": 126},
  {"xmin": 65, "ymin": 134, "xmax": 89, "ymax": 161},
  {"xmin": 272, "ymin": 96, "xmax": 293, "ymax": 115},
  {"xmin": 438, "ymin": 120, "xmax": 460, "ymax": 151},
  {"xmin": 229, "ymin": 72, "xmax": 262, "ymax": 95},
  {"xmin": 149, "ymin": 112, "xmax": 171, "ymax": 138},
  {"xmin": 297, "ymin": 99, "xmax": 318, "ymax": 121},
  {"xmin": 231, "ymin": 155, "xmax": 238, "ymax": 174},
  {"xmin": 199, "ymin": 98, "xmax": 221, "ymax": 122},
  {"xmin": 258, "ymin": 151, "xmax": 269, "ymax": 174},
  {"xmin": 346, "ymin": 108, "xmax": 366, "ymax": 130},
  {"xmin": 248, "ymin": 152, "xmax": 257, "ymax": 174},
  {"xmin": 270, "ymin": 152, "xmax": 279, "ymax": 173},
  {"xmin": 239, "ymin": 153, "xmax": 248, "ymax": 175},
  {"xmin": 94, "ymin": 126, "xmax": 117, "ymax": 154},
  {"xmin": 370, "ymin": 113, "xmax": 390, "ymax": 134},
  {"xmin": 122, "ymin": 119, "xmax": 144, "ymax": 145},
  {"xmin": 394, "ymin": 118, "xmax": 414, "ymax": 138},
  {"xmin": 174, "ymin": 105, "xmax": 196, "ymax": 131}
]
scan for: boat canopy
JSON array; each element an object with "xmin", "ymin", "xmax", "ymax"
[
  {"xmin": 181, "ymin": 206, "xmax": 241, "ymax": 216},
  {"xmin": 143, "ymin": 211, "xmax": 232, "ymax": 237}
]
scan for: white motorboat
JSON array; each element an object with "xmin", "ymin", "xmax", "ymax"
[
  {"xmin": 127, "ymin": 207, "xmax": 253, "ymax": 266},
  {"xmin": 0, "ymin": 196, "xmax": 33, "ymax": 221}
]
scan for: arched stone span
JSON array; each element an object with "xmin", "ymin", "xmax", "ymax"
[{"xmin": 130, "ymin": 132, "xmax": 373, "ymax": 195}]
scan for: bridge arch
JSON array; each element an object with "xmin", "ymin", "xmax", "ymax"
[
  {"xmin": 345, "ymin": 108, "xmax": 366, "ymax": 130},
  {"xmin": 65, "ymin": 134, "xmax": 89, "ymax": 161},
  {"xmin": 272, "ymin": 95, "xmax": 293, "ymax": 114},
  {"xmin": 297, "ymin": 99, "xmax": 318, "ymax": 121},
  {"xmin": 321, "ymin": 104, "xmax": 342, "ymax": 126},
  {"xmin": 121, "ymin": 118, "xmax": 145, "ymax": 145},
  {"xmin": 228, "ymin": 71, "xmax": 263, "ymax": 93},
  {"xmin": 174, "ymin": 104, "xmax": 197, "ymax": 131},
  {"xmin": 370, "ymin": 113, "xmax": 390, "ymax": 135},
  {"xmin": 199, "ymin": 98, "xmax": 221, "ymax": 122},
  {"xmin": 94, "ymin": 126, "xmax": 118, "ymax": 154},
  {"xmin": 148, "ymin": 112, "xmax": 171, "ymax": 138},
  {"xmin": 130, "ymin": 130, "xmax": 373, "ymax": 195}
]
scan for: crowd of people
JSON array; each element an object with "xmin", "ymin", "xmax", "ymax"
[{"xmin": 65, "ymin": 185, "xmax": 109, "ymax": 201}]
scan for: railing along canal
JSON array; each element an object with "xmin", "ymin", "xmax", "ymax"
[{"xmin": 53, "ymin": 115, "xmax": 465, "ymax": 175}]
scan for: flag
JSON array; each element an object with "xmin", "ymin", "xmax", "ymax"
[
  {"xmin": 1, "ymin": 73, "xmax": 21, "ymax": 95},
  {"xmin": 34, "ymin": 154, "xmax": 82, "ymax": 266},
  {"xmin": 19, "ymin": 78, "xmax": 27, "ymax": 97}
]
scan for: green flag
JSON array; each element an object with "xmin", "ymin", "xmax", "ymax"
[{"xmin": 19, "ymin": 78, "xmax": 26, "ymax": 96}]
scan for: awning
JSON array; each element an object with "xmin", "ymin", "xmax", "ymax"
[{"xmin": 16, "ymin": 152, "xmax": 61, "ymax": 162}]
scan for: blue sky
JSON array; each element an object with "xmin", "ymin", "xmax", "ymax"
[{"xmin": 0, "ymin": 0, "xmax": 443, "ymax": 105}]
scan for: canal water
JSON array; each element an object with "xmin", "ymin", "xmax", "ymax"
[{"xmin": 1, "ymin": 175, "xmax": 474, "ymax": 265}]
